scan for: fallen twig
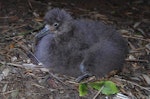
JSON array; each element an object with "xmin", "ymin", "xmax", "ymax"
[
  {"xmin": 123, "ymin": 35, "xmax": 150, "ymax": 42},
  {"xmin": 0, "ymin": 89, "xmax": 20, "ymax": 95},
  {"xmin": 115, "ymin": 77, "xmax": 150, "ymax": 92},
  {"xmin": 126, "ymin": 59, "xmax": 149, "ymax": 63},
  {"xmin": 93, "ymin": 86, "xmax": 104, "ymax": 99},
  {"xmin": 2, "ymin": 24, "xmax": 27, "ymax": 34},
  {"xmin": 0, "ymin": 61, "xmax": 70, "ymax": 88},
  {"xmin": 27, "ymin": 0, "xmax": 33, "ymax": 11},
  {"xmin": 0, "ymin": 61, "xmax": 24, "ymax": 68}
]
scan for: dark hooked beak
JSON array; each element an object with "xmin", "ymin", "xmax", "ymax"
[{"xmin": 35, "ymin": 25, "xmax": 50, "ymax": 39}]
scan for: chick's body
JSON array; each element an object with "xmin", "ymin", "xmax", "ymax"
[{"xmin": 35, "ymin": 8, "xmax": 128, "ymax": 79}]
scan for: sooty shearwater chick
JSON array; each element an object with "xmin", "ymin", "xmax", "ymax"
[{"xmin": 34, "ymin": 8, "xmax": 128, "ymax": 81}]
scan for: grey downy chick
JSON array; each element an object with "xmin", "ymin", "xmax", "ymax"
[{"xmin": 34, "ymin": 8, "xmax": 128, "ymax": 82}]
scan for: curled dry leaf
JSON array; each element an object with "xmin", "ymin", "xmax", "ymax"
[
  {"xmin": 22, "ymin": 63, "xmax": 36, "ymax": 69},
  {"xmin": 0, "ymin": 74, "xmax": 4, "ymax": 81},
  {"xmin": 11, "ymin": 56, "xmax": 18, "ymax": 62},
  {"xmin": 2, "ymin": 68, "xmax": 10, "ymax": 77},
  {"xmin": 128, "ymin": 55, "xmax": 136, "ymax": 60},
  {"xmin": 133, "ymin": 22, "xmax": 141, "ymax": 28},
  {"xmin": 40, "ymin": 68, "xmax": 49, "ymax": 72},
  {"xmin": 0, "ymin": 68, "xmax": 10, "ymax": 81},
  {"xmin": 145, "ymin": 43, "xmax": 150, "ymax": 51},
  {"xmin": 114, "ymin": 93, "xmax": 131, "ymax": 99},
  {"xmin": 142, "ymin": 74, "xmax": 150, "ymax": 85}
]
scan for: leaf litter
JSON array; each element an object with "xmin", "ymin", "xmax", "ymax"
[{"xmin": 0, "ymin": 0, "xmax": 149, "ymax": 99}]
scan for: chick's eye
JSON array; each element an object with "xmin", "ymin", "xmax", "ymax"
[{"xmin": 53, "ymin": 23, "xmax": 59, "ymax": 27}]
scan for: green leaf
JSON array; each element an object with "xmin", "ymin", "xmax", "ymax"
[
  {"xmin": 101, "ymin": 81, "xmax": 119, "ymax": 95},
  {"xmin": 78, "ymin": 81, "xmax": 119, "ymax": 96},
  {"xmin": 89, "ymin": 81, "xmax": 119, "ymax": 96},
  {"xmin": 79, "ymin": 83, "xmax": 88, "ymax": 96},
  {"xmin": 89, "ymin": 81, "xmax": 104, "ymax": 90}
]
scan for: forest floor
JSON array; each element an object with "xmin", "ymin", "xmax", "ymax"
[{"xmin": 0, "ymin": 0, "xmax": 150, "ymax": 99}]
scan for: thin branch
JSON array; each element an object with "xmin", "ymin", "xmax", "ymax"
[
  {"xmin": 115, "ymin": 77, "xmax": 150, "ymax": 92},
  {"xmin": 27, "ymin": 0, "xmax": 33, "ymax": 11},
  {"xmin": 126, "ymin": 59, "xmax": 149, "ymax": 63},
  {"xmin": 0, "ymin": 89, "xmax": 20, "ymax": 95},
  {"xmin": 93, "ymin": 86, "xmax": 104, "ymax": 99},
  {"xmin": 123, "ymin": 35, "xmax": 150, "ymax": 42},
  {"xmin": 0, "ymin": 61, "xmax": 24, "ymax": 68}
]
